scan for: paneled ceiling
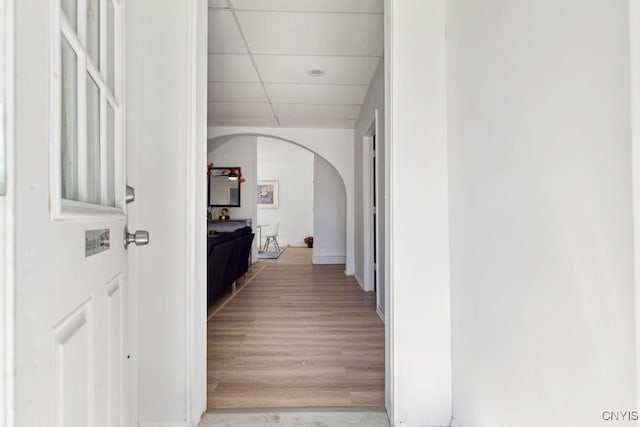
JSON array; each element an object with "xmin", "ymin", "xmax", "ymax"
[{"xmin": 207, "ymin": 0, "xmax": 384, "ymax": 129}]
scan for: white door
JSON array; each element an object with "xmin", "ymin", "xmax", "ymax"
[{"xmin": 14, "ymin": 0, "xmax": 139, "ymax": 426}]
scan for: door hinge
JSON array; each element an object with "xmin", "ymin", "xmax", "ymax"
[{"xmin": 372, "ymin": 206, "xmax": 377, "ymax": 215}]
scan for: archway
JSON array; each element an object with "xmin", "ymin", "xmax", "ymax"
[{"xmin": 207, "ymin": 130, "xmax": 354, "ymax": 273}]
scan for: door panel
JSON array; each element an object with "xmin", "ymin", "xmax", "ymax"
[
  {"xmin": 54, "ymin": 301, "xmax": 92, "ymax": 427},
  {"xmin": 14, "ymin": 0, "xmax": 130, "ymax": 425}
]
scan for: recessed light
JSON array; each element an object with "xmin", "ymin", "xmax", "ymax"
[{"xmin": 308, "ymin": 69, "xmax": 326, "ymax": 77}]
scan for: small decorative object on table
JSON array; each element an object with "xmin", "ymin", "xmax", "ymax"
[
  {"xmin": 304, "ymin": 236, "xmax": 313, "ymax": 248},
  {"xmin": 219, "ymin": 207, "xmax": 230, "ymax": 220}
]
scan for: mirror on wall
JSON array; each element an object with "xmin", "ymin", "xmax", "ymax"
[{"xmin": 208, "ymin": 167, "xmax": 241, "ymax": 207}]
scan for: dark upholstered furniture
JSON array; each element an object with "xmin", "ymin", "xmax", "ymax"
[
  {"xmin": 207, "ymin": 226, "xmax": 255, "ymax": 310},
  {"xmin": 207, "ymin": 233, "xmax": 233, "ymax": 308}
]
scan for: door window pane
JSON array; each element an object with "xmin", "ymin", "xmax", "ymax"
[
  {"xmin": 61, "ymin": 0, "xmax": 77, "ymax": 31},
  {"xmin": 107, "ymin": 0, "xmax": 115, "ymax": 92},
  {"xmin": 87, "ymin": 0, "xmax": 100, "ymax": 67},
  {"xmin": 86, "ymin": 74, "xmax": 100, "ymax": 204},
  {"xmin": 61, "ymin": 36, "xmax": 78, "ymax": 200},
  {"xmin": 105, "ymin": 103, "xmax": 116, "ymax": 207},
  {"xmin": 57, "ymin": 0, "xmax": 121, "ymax": 211}
]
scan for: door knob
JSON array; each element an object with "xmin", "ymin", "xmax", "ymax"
[{"xmin": 123, "ymin": 227, "xmax": 149, "ymax": 249}]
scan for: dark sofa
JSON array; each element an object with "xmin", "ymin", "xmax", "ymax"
[{"xmin": 207, "ymin": 226, "xmax": 255, "ymax": 309}]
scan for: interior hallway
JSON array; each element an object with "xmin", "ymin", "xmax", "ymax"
[{"xmin": 207, "ymin": 247, "xmax": 384, "ymax": 408}]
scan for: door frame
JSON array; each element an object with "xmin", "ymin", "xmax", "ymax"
[
  {"xmin": 630, "ymin": 0, "xmax": 640, "ymax": 414},
  {"xmin": 185, "ymin": 0, "xmax": 208, "ymax": 425},
  {"xmin": 362, "ymin": 109, "xmax": 383, "ymax": 319},
  {"xmin": 0, "ymin": 0, "xmax": 14, "ymax": 424}
]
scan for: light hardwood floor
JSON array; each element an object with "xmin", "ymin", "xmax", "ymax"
[{"xmin": 207, "ymin": 247, "xmax": 384, "ymax": 409}]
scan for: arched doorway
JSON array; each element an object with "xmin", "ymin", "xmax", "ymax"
[{"xmin": 207, "ymin": 132, "xmax": 351, "ymax": 268}]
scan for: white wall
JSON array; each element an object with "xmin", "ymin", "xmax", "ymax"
[
  {"xmin": 386, "ymin": 0, "xmax": 452, "ymax": 425},
  {"xmin": 208, "ymin": 135, "xmax": 258, "ymax": 262},
  {"xmin": 0, "ymin": 0, "xmax": 13, "ymax": 423},
  {"xmin": 127, "ymin": 1, "xmax": 207, "ymax": 425},
  {"xmin": 354, "ymin": 59, "xmax": 386, "ymax": 310},
  {"xmin": 354, "ymin": 55, "xmax": 388, "ymax": 412},
  {"xmin": 0, "ymin": 0, "xmax": 6, "ymax": 196},
  {"xmin": 632, "ymin": 0, "xmax": 640, "ymax": 416},
  {"xmin": 257, "ymin": 137, "xmax": 313, "ymax": 248},
  {"xmin": 191, "ymin": 0, "xmax": 208, "ymax": 423},
  {"xmin": 313, "ymin": 155, "xmax": 346, "ymax": 264},
  {"xmin": 447, "ymin": 1, "xmax": 636, "ymax": 426},
  {"xmin": 208, "ymin": 127, "xmax": 356, "ymax": 274}
]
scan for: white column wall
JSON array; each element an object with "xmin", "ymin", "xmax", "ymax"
[
  {"xmin": 386, "ymin": 1, "xmax": 452, "ymax": 425},
  {"xmin": 447, "ymin": 1, "xmax": 636, "ymax": 426},
  {"xmin": 127, "ymin": 1, "xmax": 204, "ymax": 425},
  {"xmin": 631, "ymin": 0, "xmax": 640, "ymax": 416},
  {"xmin": 0, "ymin": 0, "xmax": 13, "ymax": 424},
  {"xmin": 190, "ymin": 0, "xmax": 208, "ymax": 423}
]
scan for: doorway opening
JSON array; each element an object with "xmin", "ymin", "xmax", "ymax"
[
  {"xmin": 204, "ymin": 0, "xmax": 385, "ymax": 414},
  {"xmin": 205, "ymin": 133, "xmax": 381, "ymax": 409}
]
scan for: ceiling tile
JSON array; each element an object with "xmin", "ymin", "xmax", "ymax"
[
  {"xmin": 236, "ymin": 11, "xmax": 383, "ymax": 56},
  {"xmin": 254, "ymin": 55, "xmax": 379, "ymax": 85},
  {"xmin": 208, "ymin": 10, "xmax": 247, "ymax": 53},
  {"xmin": 264, "ymin": 83, "xmax": 368, "ymax": 105},
  {"xmin": 208, "ymin": 54, "xmax": 259, "ymax": 82},
  {"xmin": 278, "ymin": 118, "xmax": 356, "ymax": 129},
  {"xmin": 230, "ymin": 0, "xmax": 382, "ymax": 13},
  {"xmin": 208, "ymin": 0, "xmax": 229, "ymax": 9},
  {"xmin": 273, "ymin": 104, "xmax": 360, "ymax": 120},
  {"xmin": 209, "ymin": 102, "xmax": 274, "ymax": 118},
  {"xmin": 208, "ymin": 82, "xmax": 267, "ymax": 103},
  {"xmin": 208, "ymin": 117, "xmax": 280, "ymax": 127}
]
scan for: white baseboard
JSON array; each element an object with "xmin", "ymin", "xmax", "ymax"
[
  {"xmin": 451, "ymin": 418, "xmax": 460, "ymax": 427},
  {"xmin": 354, "ymin": 274, "xmax": 364, "ymax": 289},
  {"xmin": 376, "ymin": 307, "xmax": 385, "ymax": 323},
  {"xmin": 312, "ymin": 254, "xmax": 346, "ymax": 264}
]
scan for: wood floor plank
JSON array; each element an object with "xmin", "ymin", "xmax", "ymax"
[{"xmin": 207, "ymin": 247, "xmax": 384, "ymax": 409}]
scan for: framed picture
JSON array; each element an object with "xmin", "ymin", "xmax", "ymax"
[{"xmin": 257, "ymin": 180, "xmax": 278, "ymax": 209}]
